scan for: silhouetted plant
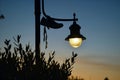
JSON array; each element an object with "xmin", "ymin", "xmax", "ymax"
[{"xmin": 0, "ymin": 35, "xmax": 77, "ymax": 80}]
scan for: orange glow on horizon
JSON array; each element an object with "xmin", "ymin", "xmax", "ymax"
[
  {"xmin": 55, "ymin": 55, "xmax": 120, "ymax": 80},
  {"xmin": 71, "ymin": 58, "xmax": 120, "ymax": 80}
]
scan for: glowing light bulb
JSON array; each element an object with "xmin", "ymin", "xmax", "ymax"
[{"xmin": 69, "ymin": 38, "xmax": 82, "ymax": 48}]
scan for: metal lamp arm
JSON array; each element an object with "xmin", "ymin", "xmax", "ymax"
[{"xmin": 42, "ymin": 0, "xmax": 78, "ymax": 21}]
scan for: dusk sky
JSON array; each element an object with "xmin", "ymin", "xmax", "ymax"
[{"xmin": 0, "ymin": 0, "xmax": 120, "ymax": 80}]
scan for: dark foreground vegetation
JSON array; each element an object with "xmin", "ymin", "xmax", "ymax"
[{"xmin": 0, "ymin": 35, "xmax": 78, "ymax": 80}]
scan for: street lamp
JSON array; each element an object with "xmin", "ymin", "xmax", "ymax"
[
  {"xmin": 34, "ymin": 0, "xmax": 86, "ymax": 63},
  {"xmin": 65, "ymin": 13, "xmax": 86, "ymax": 48}
]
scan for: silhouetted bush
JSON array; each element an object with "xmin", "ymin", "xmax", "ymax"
[{"xmin": 0, "ymin": 35, "xmax": 77, "ymax": 80}]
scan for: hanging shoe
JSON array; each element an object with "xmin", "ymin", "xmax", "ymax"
[{"xmin": 41, "ymin": 16, "xmax": 63, "ymax": 29}]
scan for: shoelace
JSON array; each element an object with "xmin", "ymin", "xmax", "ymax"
[{"xmin": 43, "ymin": 26, "xmax": 48, "ymax": 49}]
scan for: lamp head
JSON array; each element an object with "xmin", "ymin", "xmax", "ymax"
[{"xmin": 65, "ymin": 13, "xmax": 86, "ymax": 48}]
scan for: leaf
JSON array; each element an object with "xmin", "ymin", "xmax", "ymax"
[
  {"xmin": 52, "ymin": 51, "xmax": 55, "ymax": 56},
  {"xmin": 4, "ymin": 39, "xmax": 10, "ymax": 46},
  {"xmin": 13, "ymin": 36, "xmax": 17, "ymax": 42},
  {"xmin": 17, "ymin": 35, "xmax": 21, "ymax": 43},
  {"xmin": 8, "ymin": 44, "xmax": 11, "ymax": 50},
  {"xmin": 71, "ymin": 57, "xmax": 74, "ymax": 63},
  {"xmin": 4, "ymin": 47, "xmax": 8, "ymax": 53},
  {"xmin": 74, "ymin": 53, "xmax": 77, "ymax": 57},
  {"xmin": 19, "ymin": 43, "xmax": 22, "ymax": 50},
  {"xmin": 26, "ymin": 44, "xmax": 29, "ymax": 52}
]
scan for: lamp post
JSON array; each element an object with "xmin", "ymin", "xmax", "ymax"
[
  {"xmin": 35, "ymin": 0, "xmax": 40, "ymax": 63},
  {"xmin": 34, "ymin": 0, "xmax": 86, "ymax": 63}
]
